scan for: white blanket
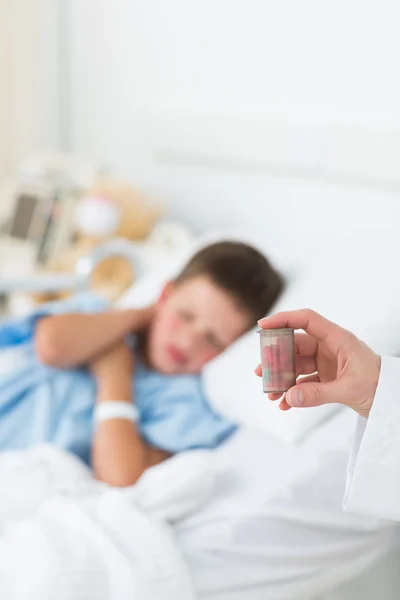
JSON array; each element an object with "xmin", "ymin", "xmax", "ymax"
[
  {"xmin": 176, "ymin": 415, "xmax": 400, "ymax": 600},
  {"xmin": 0, "ymin": 445, "xmax": 214, "ymax": 600}
]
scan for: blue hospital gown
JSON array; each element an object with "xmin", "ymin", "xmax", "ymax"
[{"xmin": 0, "ymin": 294, "xmax": 237, "ymax": 466}]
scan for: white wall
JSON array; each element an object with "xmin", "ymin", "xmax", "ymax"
[
  {"xmin": 0, "ymin": 0, "xmax": 61, "ymax": 186},
  {"xmin": 65, "ymin": 0, "xmax": 400, "ymax": 235},
  {"xmin": 67, "ymin": 0, "xmax": 400, "ymax": 126}
]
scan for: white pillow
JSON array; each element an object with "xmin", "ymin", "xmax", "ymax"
[
  {"xmin": 116, "ymin": 266, "xmax": 172, "ymax": 309},
  {"xmin": 280, "ymin": 250, "xmax": 400, "ymax": 357}
]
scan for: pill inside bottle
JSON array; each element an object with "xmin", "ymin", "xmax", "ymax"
[{"xmin": 258, "ymin": 328, "xmax": 296, "ymax": 394}]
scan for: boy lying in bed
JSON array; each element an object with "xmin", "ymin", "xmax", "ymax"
[{"xmin": 0, "ymin": 241, "xmax": 283, "ymax": 486}]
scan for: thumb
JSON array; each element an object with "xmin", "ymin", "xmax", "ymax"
[{"xmin": 286, "ymin": 380, "xmax": 340, "ymax": 408}]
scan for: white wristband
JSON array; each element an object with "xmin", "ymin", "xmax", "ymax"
[{"xmin": 94, "ymin": 402, "xmax": 139, "ymax": 427}]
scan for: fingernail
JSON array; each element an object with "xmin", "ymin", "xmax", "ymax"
[
  {"xmin": 288, "ymin": 389, "xmax": 304, "ymax": 407},
  {"xmin": 257, "ymin": 318, "xmax": 266, "ymax": 326}
]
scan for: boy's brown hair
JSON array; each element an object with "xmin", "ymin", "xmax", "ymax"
[{"xmin": 175, "ymin": 241, "xmax": 284, "ymax": 324}]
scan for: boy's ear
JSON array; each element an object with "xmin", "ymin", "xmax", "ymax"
[{"xmin": 158, "ymin": 280, "xmax": 175, "ymax": 304}]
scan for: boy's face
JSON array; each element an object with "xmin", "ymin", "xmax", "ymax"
[{"xmin": 147, "ymin": 276, "xmax": 251, "ymax": 374}]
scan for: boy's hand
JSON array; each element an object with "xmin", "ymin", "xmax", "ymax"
[
  {"xmin": 90, "ymin": 342, "xmax": 133, "ymax": 383},
  {"xmin": 126, "ymin": 305, "xmax": 155, "ymax": 334},
  {"xmin": 36, "ymin": 304, "xmax": 154, "ymax": 370}
]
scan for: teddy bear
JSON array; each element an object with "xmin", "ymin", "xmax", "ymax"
[{"xmin": 33, "ymin": 178, "xmax": 162, "ymax": 304}]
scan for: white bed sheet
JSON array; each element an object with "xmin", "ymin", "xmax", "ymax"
[{"xmin": 175, "ymin": 409, "xmax": 400, "ymax": 600}]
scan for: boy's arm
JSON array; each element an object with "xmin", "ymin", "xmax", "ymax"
[
  {"xmin": 35, "ymin": 306, "xmax": 153, "ymax": 369},
  {"xmin": 90, "ymin": 342, "xmax": 170, "ymax": 487}
]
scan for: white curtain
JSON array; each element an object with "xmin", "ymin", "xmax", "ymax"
[{"xmin": 0, "ymin": 0, "xmax": 58, "ymax": 188}]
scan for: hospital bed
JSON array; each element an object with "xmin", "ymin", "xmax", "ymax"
[{"xmin": 0, "ymin": 235, "xmax": 399, "ymax": 600}]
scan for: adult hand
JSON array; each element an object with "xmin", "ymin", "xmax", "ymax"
[{"xmin": 255, "ymin": 309, "xmax": 381, "ymax": 418}]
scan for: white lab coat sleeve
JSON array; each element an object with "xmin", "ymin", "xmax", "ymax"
[{"xmin": 343, "ymin": 355, "xmax": 400, "ymax": 521}]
